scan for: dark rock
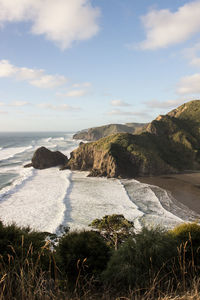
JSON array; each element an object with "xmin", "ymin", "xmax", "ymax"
[
  {"xmin": 24, "ymin": 163, "xmax": 33, "ymax": 168},
  {"xmin": 29, "ymin": 147, "xmax": 68, "ymax": 169}
]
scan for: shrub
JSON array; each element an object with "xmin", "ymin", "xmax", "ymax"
[
  {"xmin": 103, "ymin": 227, "xmax": 178, "ymax": 290},
  {"xmin": 0, "ymin": 220, "xmax": 49, "ymax": 262},
  {"xmin": 170, "ymin": 222, "xmax": 200, "ymax": 266},
  {"xmin": 0, "ymin": 221, "xmax": 53, "ymax": 299},
  {"xmin": 56, "ymin": 231, "xmax": 110, "ymax": 284}
]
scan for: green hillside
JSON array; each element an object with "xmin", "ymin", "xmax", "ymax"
[{"xmin": 66, "ymin": 100, "xmax": 200, "ymax": 177}]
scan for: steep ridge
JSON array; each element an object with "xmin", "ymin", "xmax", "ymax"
[
  {"xmin": 65, "ymin": 100, "xmax": 200, "ymax": 178},
  {"xmin": 73, "ymin": 123, "xmax": 146, "ymax": 141}
]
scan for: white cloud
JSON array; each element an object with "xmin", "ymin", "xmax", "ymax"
[
  {"xmin": 139, "ymin": 0, "xmax": 200, "ymax": 50},
  {"xmin": 111, "ymin": 99, "xmax": 130, "ymax": 107},
  {"xmin": 108, "ymin": 109, "xmax": 150, "ymax": 118},
  {"xmin": 38, "ymin": 103, "xmax": 80, "ymax": 111},
  {"xmin": 0, "ymin": 110, "xmax": 8, "ymax": 114},
  {"xmin": 30, "ymin": 75, "xmax": 67, "ymax": 89},
  {"xmin": 0, "ymin": 0, "xmax": 100, "ymax": 49},
  {"xmin": 145, "ymin": 99, "xmax": 186, "ymax": 109},
  {"xmin": 183, "ymin": 42, "xmax": 200, "ymax": 67},
  {"xmin": 9, "ymin": 101, "xmax": 30, "ymax": 107},
  {"xmin": 66, "ymin": 89, "xmax": 88, "ymax": 97},
  {"xmin": 0, "ymin": 60, "xmax": 68, "ymax": 88},
  {"xmin": 0, "ymin": 102, "xmax": 5, "ymax": 106},
  {"xmin": 177, "ymin": 73, "xmax": 200, "ymax": 95},
  {"xmin": 0, "ymin": 60, "xmax": 17, "ymax": 77},
  {"xmin": 72, "ymin": 82, "xmax": 91, "ymax": 88}
]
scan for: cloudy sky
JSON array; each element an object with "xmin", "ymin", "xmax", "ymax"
[{"xmin": 0, "ymin": 0, "xmax": 200, "ymax": 131}]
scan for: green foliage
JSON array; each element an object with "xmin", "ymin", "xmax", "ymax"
[
  {"xmin": 103, "ymin": 227, "xmax": 178, "ymax": 290},
  {"xmin": 168, "ymin": 100, "xmax": 200, "ymax": 123},
  {"xmin": 170, "ymin": 222, "xmax": 200, "ymax": 265},
  {"xmin": 0, "ymin": 220, "xmax": 49, "ymax": 263},
  {"xmin": 56, "ymin": 230, "xmax": 110, "ymax": 283},
  {"xmin": 0, "ymin": 220, "xmax": 54, "ymax": 299},
  {"xmin": 89, "ymin": 214, "xmax": 134, "ymax": 250},
  {"xmin": 1, "ymin": 219, "xmax": 200, "ymax": 298}
]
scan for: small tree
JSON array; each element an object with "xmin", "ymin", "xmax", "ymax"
[{"xmin": 89, "ymin": 214, "xmax": 134, "ymax": 250}]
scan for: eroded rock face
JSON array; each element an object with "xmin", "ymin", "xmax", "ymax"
[
  {"xmin": 64, "ymin": 144, "xmax": 118, "ymax": 177},
  {"xmin": 25, "ymin": 147, "xmax": 68, "ymax": 169}
]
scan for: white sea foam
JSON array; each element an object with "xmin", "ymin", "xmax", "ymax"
[
  {"xmin": 0, "ymin": 146, "xmax": 33, "ymax": 161},
  {"xmin": 121, "ymin": 179, "xmax": 184, "ymax": 229},
  {"xmin": 0, "ymin": 168, "xmax": 71, "ymax": 233},
  {"xmin": 52, "ymin": 137, "xmax": 65, "ymax": 141},
  {"xmin": 0, "ymin": 167, "xmax": 35, "ymax": 198},
  {"xmin": 61, "ymin": 171, "xmax": 143, "ymax": 232}
]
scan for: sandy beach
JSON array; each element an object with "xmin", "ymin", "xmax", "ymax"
[{"xmin": 137, "ymin": 172, "xmax": 200, "ymax": 215}]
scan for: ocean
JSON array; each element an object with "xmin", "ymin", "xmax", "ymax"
[{"xmin": 0, "ymin": 132, "xmax": 197, "ymax": 234}]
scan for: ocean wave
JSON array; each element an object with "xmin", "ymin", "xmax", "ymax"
[
  {"xmin": 0, "ymin": 167, "xmax": 36, "ymax": 202},
  {"xmin": 0, "ymin": 146, "xmax": 33, "ymax": 162},
  {"xmin": 59, "ymin": 172, "xmax": 143, "ymax": 232},
  {"xmin": 0, "ymin": 168, "xmax": 72, "ymax": 233},
  {"xmin": 52, "ymin": 137, "xmax": 65, "ymax": 141},
  {"xmin": 121, "ymin": 179, "xmax": 183, "ymax": 229}
]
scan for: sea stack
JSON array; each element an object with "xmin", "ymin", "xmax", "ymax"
[{"xmin": 24, "ymin": 146, "xmax": 68, "ymax": 169}]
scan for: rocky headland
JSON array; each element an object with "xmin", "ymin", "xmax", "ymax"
[
  {"xmin": 64, "ymin": 100, "xmax": 200, "ymax": 178},
  {"xmin": 73, "ymin": 123, "xmax": 146, "ymax": 141}
]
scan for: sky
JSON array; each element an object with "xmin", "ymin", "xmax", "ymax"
[{"xmin": 0, "ymin": 0, "xmax": 200, "ymax": 131}]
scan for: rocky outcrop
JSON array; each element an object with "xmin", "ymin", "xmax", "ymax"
[
  {"xmin": 24, "ymin": 147, "xmax": 68, "ymax": 169},
  {"xmin": 73, "ymin": 123, "xmax": 146, "ymax": 141},
  {"xmin": 167, "ymin": 100, "xmax": 200, "ymax": 121},
  {"xmin": 65, "ymin": 100, "xmax": 200, "ymax": 178}
]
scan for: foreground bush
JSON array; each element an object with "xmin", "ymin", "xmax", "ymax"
[
  {"xmin": 0, "ymin": 220, "xmax": 50, "ymax": 263},
  {"xmin": 170, "ymin": 222, "xmax": 200, "ymax": 262},
  {"xmin": 0, "ymin": 221, "xmax": 53, "ymax": 299},
  {"xmin": 0, "ymin": 219, "xmax": 200, "ymax": 299},
  {"xmin": 103, "ymin": 227, "xmax": 178, "ymax": 290},
  {"xmin": 56, "ymin": 231, "xmax": 110, "ymax": 284}
]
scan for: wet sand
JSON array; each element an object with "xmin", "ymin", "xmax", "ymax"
[{"xmin": 137, "ymin": 172, "xmax": 200, "ymax": 215}]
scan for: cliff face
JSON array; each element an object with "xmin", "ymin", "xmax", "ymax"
[
  {"xmin": 73, "ymin": 123, "xmax": 146, "ymax": 141},
  {"xmin": 67, "ymin": 143, "xmax": 118, "ymax": 177},
  {"xmin": 65, "ymin": 100, "xmax": 200, "ymax": 178}
]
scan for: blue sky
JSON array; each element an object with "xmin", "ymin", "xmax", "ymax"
[{"xmin": 0, "ymin": 0, "xmax": 200, "ymax": 131}]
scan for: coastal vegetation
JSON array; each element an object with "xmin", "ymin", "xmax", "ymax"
[{"xmin": 0, "ymin": 216, "xmax": 200, "ymax": 299}]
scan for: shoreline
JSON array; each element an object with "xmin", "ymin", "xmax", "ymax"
[{"xmin": 136, "ymin": 172, "xmax": 200, "ymax": 217}]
